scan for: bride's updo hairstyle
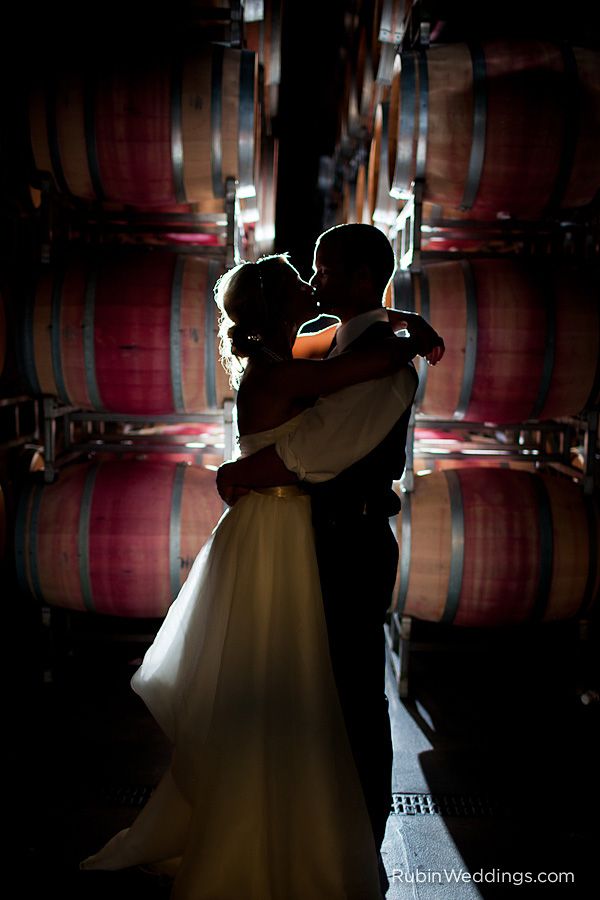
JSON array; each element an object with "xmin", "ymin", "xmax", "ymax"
[{"xmin": 214, "ymin": 253, "xmax": 293, "ymax": 387}]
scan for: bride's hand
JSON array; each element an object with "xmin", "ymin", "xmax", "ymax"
[{"xmin": 407, "ymin": 317, "xmax": 445, "ymax": 365}]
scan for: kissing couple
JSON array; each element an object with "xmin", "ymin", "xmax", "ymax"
[{"xmin": 80, "ymin": 223, "xmax": 445, "ymax": 899}]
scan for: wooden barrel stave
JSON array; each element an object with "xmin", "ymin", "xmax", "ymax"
[
  {"xmin": 29, "ymin": 47, "xmax": 257, "ymax": 207},
  {"xmin": 20, "ymin": 251, "xmax": 229, "ymax": 414},
  {"xmin": 389, "ymin": 41, "xmax": 600, "ymax": 218},
  {"xmin": 15, "ymin": 460, "xmax": 223, "ymax": 616},
  {"xmin": 394, "ymin": 469, "xmax": 599, "ymax": 627},
  {"xmin": 404, "ymin": 259, "xmax": 600, "ymax": 423}
]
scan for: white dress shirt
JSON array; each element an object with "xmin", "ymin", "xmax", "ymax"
[
  {"xmin": 275, "ymin": 310, "xmax": 417, "ymax": 483},
  {"xmin": 327, "ymin": 308, "xmax": 389, "ymax": 356}
]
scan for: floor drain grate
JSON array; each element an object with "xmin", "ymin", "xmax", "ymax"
[
  {"xmin": 102, "ymin": 784, "xmax": 155, "ymax": 807},
  {"xmin": 391, "ymin": 792, "xmax": 503, "ymax": 817},
  {"xmin": 100, "ymin": 786, "xmax": 503, "ymax": 816}
]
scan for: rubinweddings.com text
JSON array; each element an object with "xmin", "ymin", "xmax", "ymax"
[{"xmin": 392, "ymin": 868, "xmax": 575, "ymax": 886}]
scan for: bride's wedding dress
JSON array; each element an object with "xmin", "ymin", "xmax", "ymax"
[{"xmin": 80, "ymin": 413, "xmax": 382, "ymax": 899}]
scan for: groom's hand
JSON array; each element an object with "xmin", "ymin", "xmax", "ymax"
[{"xmin": 217, "ymin": 461, "xmax": 250, "ymax": 506}]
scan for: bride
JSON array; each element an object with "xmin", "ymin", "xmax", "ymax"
[{"xmin": 80, "ymin": 253, "xmax": 419, "ymax": 899}]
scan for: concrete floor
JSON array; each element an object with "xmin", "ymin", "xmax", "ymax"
[
  {"xmin": 382, "ymin": 620, "xmax": 599, "ymax": 898},
  {"xmin": 8, "ymin": 607, "xmax": 599, "ymax": 899}
]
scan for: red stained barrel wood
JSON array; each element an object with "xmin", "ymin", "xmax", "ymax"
[
  {"xmin": 388, "ymin": 42, "xmax": 600, "ymax": 218},
  {"xmin": 393, "ymin": 469, "xmax": 600, "ymax": 627},
  {"xmin": 14, "ymin": 460, "xmax": 223, "ymax": 616},
  {"xmin": 394, "ymin": 258, "xmax": 600, "ymax": 423},
  {"xmin": 29, "ymin": 46, "xmax": 257, "ymax": 207},
  {"xmin": 19, "ymin": 250, "xmax": 230, "ymax": 414}
]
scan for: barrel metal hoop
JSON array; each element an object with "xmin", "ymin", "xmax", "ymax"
[
  {"xmin": 269, "ymin": 2, "xmax": 282, "ymax": 86},
  {"xmin": 531, "ymin": 476, "xmax": 554, "ymax": 621},
  {"xmin": 51, "ymin": 266, "xmax": 70, "ymax": 404},
  {"xmin": 544, "ymin": 43, "xmax": 580, "ymax": 214},
  {"xmin": 45, "ymin": 81, "xmax": 71, "ymax": 196},
  {"xmin": 461, "ymin": 44, "xmax": 487, "ymax": 211},
  {"xmin": 211, "ymin": 45, "xmax": 225, "ymax": 199},
  {"xmin": 28, "ymin": 483, "xmax": 46, "ymax": 605},
  {"xmin": 79, "ymin": 464, "xmax": 98, "ymax": 612},
  {"xmin": 83, "ymin": 267, "xmax": 103, "ymax": 411},
  {"xmin": 84, "ymin": 72, "xmax": 105, "ymax": 202},
  {"xmin": 204, "ymin": 260, "xmax": 220, "ymax": 407},
  {"xmin": 22, "ymin": 282, "xmax": 42, "ymax": 395},
  {"xmin": 585, "ymin": 300, "xmax": 600, "ymax": 409},
  {"xmin": 238, "ymin": 49, "xmax": 256, "ymax": 196},
  {"xmin": 170, "ymin": 463, "xmax": 187, "ymax": 600},
  {"xmin": 393, "ymin": 269, "xmax": 414, "ymax": 311},
  {"xmin": 170, "ymin": 59, "xmax": 187, "ymax": 204},
  {"xmin": 579, "ymin": 495, "xmax": 598, "ymax": 617},
  {"xmin": 376, "ymin": 42, "xmax": 398, "ymax": 86},
  {"xmin": 396, "ymin": 488, "xmax": 412, "ymax": 615},
  {"xmin": 529, "ymin": 270, "xmax": 556, "ymax": 420},
  {"xmin": 391, "ymin": 52, "xmax": 417, "ymax": 197},
  {"xmin": 171, "ymin": 255, "xmax": 185, "ymax": 413},
  {"xmin": 415, "ymin": 50, "xmax": 429, "ymax": 182},
  {"xmin": 454, "ymin": 260, "xmax": 478, "ymax": 420},
  {"xmin": 443, "ymin": 469, "xmax": 464, "ymax": 625},
  {"xmin": 414, "ymin": 267, "xmax": 429, "ymax": 408},
  {"xmin": 14, "ymin": 481, "xmax": 37, "ymax": 600}
]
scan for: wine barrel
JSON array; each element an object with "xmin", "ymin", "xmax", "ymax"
[
  {"xmin": 239, "ymin": 135, "xmax": 278, "ymax": 256},
  {"xmin": 341, "ymin": 18, "xmax": 379, "ymax": 139},
  {"xmin": 367, "ymin": 101, "xmax": 399, "ymax": 227},
  {"xmin": 388, "ymin": 42, "xmax": 600, "ymax": 218},
  {"xmin": 18, "ymin": 250, "xmax": 230, "ymax": 415},
  {"xmin": 14, "ymin": 459, "xmax": 223, "ymax": 616},
  {"xmin": 0, "ymin": 290, "xmax": 6, "ymax": 378},
  {"xmin": 393, "ymin": 258, "xmax": 600, "ymax": 423},
  {"xmin": 393, "ymin": 468, "xmax": 600, "ymax": 626},
  {"xmin": 339, "ymin": 162, "xmax": 369, "ymax": 225},
  {"xmin": 245, "ymin": 0, "xmax": 283, "ymax": 124},
  {"xmin": 29, "ymin": 45, "xmax": 258, "ymax": 207}
]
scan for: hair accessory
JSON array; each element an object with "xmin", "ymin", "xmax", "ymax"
[{"xmin": 255, "ymin": 262, "xmax": 265, "ymax": 298}]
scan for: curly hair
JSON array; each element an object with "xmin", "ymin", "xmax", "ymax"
[{"xmin": 213, "ymin": 254, "xmax": 292, "ymax": 388}]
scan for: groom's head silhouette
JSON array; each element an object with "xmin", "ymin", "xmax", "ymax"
[{"xmin": 310, "ymin": 223, "xmax": 396, "ymax": 323}]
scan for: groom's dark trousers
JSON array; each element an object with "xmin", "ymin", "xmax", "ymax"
[{"xmin": 307, "ymin": 322, "xmax": 416, "ymax": 854}]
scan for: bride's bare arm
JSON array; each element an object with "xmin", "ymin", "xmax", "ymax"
[
  {"xmin": 293, "ymin": 312, "xmax": 444, "ymax": 363},
  {"xmin": 271, "ymin": 335, "xmax": 419, "ymax": 402},
  {"xmin": 292, "ymin": 323, "xmax": 339, "ymax": 359}
]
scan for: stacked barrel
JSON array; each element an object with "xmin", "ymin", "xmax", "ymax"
[
  {"xmin": 328, "ymin": 1, "xmax": 600, "ymax": 627},
  {"xmin": 3, "ymin": 4, "xmax": 283, "ymax": 620}
]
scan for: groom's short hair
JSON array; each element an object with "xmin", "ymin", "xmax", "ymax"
[{"xmin": 316, "ymin": 224, "xmax": 396, "ymax": 296}]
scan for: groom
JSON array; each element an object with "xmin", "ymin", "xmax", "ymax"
[{"xmin": 217, "ymin": 224, "xmax": 444, "ymax": 895}]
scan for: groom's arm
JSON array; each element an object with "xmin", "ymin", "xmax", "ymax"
[{"xmin": 217, "ymin": 367, "xmax": 418, "ymax": 504}]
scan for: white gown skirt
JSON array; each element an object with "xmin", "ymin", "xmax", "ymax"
[{"xmin": 80, "ymin": 487, "xmax": 382, "ymax": 899}]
